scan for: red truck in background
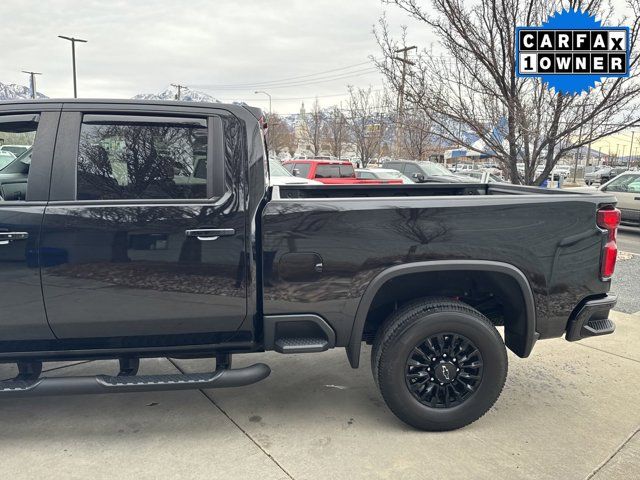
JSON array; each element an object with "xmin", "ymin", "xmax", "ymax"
[{"xmin": 282, "ymin": 159, "xmax": 402, "ymax": 185}]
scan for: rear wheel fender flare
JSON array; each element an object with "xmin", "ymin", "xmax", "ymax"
[{"xmin": 346, "ymin": 260, "xmax": 537, "ymax": 368}]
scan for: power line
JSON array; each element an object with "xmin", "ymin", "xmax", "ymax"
[
  {"xmin": 201, "ymin": 67, "xmax": 380, "ymax": 91},
  {"xmin": 192, "ymin": 60, "xmax": 376, "ymax": 89},
  {"xmin": 214, "ymin": 88, "xmax": 386, "ymax": 103}
]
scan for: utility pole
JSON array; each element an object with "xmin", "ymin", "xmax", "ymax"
[
  {"xmin": 171, "ymin": 83, "xmax": 186, "ymax": 100},
  {"xmin": 628, "ymin": 130, "xmax": 635, "ymax": 169},
  {"xmin": 573, "ymin": 102, "xmax": 588, "ymax": 184},
  {"xmin": 58, "ymin": 35, "xmax": 87, "ymax": 98},
  {"xmin": 21, "ymin": 71, "xmax": 42, "ymax": 99},
  {"xmin": 393, "ymin": 45, "xmax": 417, "ymax": 158}
]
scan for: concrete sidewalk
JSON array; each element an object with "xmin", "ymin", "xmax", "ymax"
[{"xmin": 0, "ymin": 311, "xmax": 638, "ymax": 480}]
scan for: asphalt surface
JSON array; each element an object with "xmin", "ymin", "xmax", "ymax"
[
  {"xmin": 613, "ymin": 226, "xmax": 640, "ymax": 315},
  {"xmin": 618, "ymin": 226, "xmax": 640, "ymax": 255}
]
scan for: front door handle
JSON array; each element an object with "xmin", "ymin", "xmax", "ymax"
[
  {"xmin": 185, "ymin": 228, "xmax": 235, "ymax": 241},
  {"xmin": 0, "ymin": 231, "xmax": 29, "ymax": 245},
  {"xmin": 635, "ymin": 196, "xmax": 640, "ymax": 200}
]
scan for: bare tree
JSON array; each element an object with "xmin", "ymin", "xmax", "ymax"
[
  {"xmin": 266, "ymin": 114, "xmax": 295, "ymax": 156},
  {"xmin": 376, "ymin": 1, "xmax": 640, "ymax": 184},
  {"xmin": 324, "ymin": 106, "xmax": 348, "ymax": 158},
  {"xmin": 400, "ymin": 107, "xmax": 436, "ymax": 160},
  {"xmin": 304, "ymin": 98, "xmax": 326, "ymax": 156},
  {"xmin": 346, "ymin": 86, "xmax": 390, "ymax": 166}
]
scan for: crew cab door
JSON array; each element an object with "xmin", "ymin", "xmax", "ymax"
[
  {"xmin": 0, "ymin": 109, "xmax": 59, "ymax": 341},
  {"xmin": 40, "ymin": 106, "xmax": 248, "ymax": 343}
]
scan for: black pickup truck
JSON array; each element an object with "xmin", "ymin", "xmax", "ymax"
[{"xmin": 0, "ymin": 100, "xmax": 620, "ymax": 431}]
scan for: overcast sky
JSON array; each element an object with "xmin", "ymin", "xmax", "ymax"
[{"xmin": 2, "ymin": 0, "xmax": 433, "ymax": 114}]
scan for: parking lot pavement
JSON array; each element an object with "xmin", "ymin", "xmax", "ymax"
[
  {"xmin": 611, "ymin": 250, "xmax": 640, "ymax": 315},
  {"xmin": 2, "ymin": 313, "xmax": 636, "ymax": 480},
  {"xmin": 618, "ymin": 226, "xmax": 640, "ymax": 255},
  {"xmin": 0, "ymin": 359, "xmax": 290, "ymax": 480}
]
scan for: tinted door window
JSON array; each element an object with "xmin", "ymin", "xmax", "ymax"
[
  {"xmin": 77, "ymin": 120, "xmax": 208, "ymax": 200},
  {"xmin": 403, "ymin": 163, "xmax": 422, "ymax": 177}
]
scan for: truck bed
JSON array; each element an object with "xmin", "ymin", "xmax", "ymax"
[
  {"xmin": 274, "ymin": 182, "xmax": 600, "ymax": 199},
  {"xmin": 262, "ymin": 182, "xmax": 617, "ymax": 363}
]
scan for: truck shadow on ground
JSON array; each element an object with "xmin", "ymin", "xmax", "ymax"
[{"xmin": 0, "ymin": 344, "xmax": 609, "ymax": 440}]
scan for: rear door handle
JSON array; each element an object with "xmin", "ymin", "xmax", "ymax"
[
  {"xmin": 185, "ymin": 228, "xmax": 235, "ymax": 241},
  {"xmin": 0, "ymin": 231, "xmax": 29, "ymax": 245}
]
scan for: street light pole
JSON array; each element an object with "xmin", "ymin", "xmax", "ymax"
[
  {"xmin": 254, "ymin": 91, "xmax": 272, "ymax": 115},
  {"xmin": 58, "ymin": 35, "xmax": 87, "ymax": 98}
]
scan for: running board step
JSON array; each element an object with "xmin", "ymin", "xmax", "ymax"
[
  {"xmin": 582, "ymin": 318, "xmax": 616, "ymax": 337},
  {"xmin": 274, "ymin": 337, "xmax": 329, "ymax": 354},
  {"xmin": 0, "ymin": 363, "xmax": 270, "ymax": 397}
]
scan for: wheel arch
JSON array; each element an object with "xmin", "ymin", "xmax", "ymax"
[{"xmin": 346, "ymin": 260, "xmax": 538, "ymax": 368}]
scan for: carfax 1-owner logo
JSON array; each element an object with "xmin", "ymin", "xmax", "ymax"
[{"xmin": 515, "ymin": 9, "xmax": 630, "ymax": 94}]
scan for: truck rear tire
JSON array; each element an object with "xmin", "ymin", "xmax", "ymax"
[{"xmin": 372, "ymin": 297, "xmax": 507, "ymax": 431}]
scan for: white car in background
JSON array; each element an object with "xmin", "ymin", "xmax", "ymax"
[
  {"xmin": 554, "ymin": 165, "xmax": 571, "ymax": 178},
  {"xmin": 269, "ymin": 160, "xmax": 322, "ymax": 186},
  {"xmin": 355, "ymin": 168, "xmax": 414, "ymax": 184},
  {"xmin": 0, "ymin": 150, "xmax": 16, "ymax": 170},
  {"xmin": 0, "ymin": 144, "xmax": 30, "ymax": 158},
  {"xmin": 598, "ymin": 171, "xmax": 640, "ymax": 226},
  {"xmin": 459, "ymin": 170, "xmax": 507, "ymax": 183}
]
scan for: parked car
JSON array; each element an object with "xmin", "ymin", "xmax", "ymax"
[
  {"xmin": 269, "ymin": 159, "xmax": 322, "ymax": 186},
  {"xmin": 0, "ymin": 144, "xmax": 30, "ymax": 157},
  {"xmin": 291, "ymin": 155, "xmax": 337, "ymax": 161},
  {"xmin": 585, "ymin": 166, "xmax": 627, "ymax": 185},
  {"xmin": 0, "ymin": 99, "xmax": 620, "ymax": 433},
  {"xmin": 283, "ymin": 159, "xmax": 402, "ymax": 185},
  {"xmin": 451, "ymin": 164, "xmax": 476, "ymax": 173},
  {"xmin": 0, "ymin": 150, "xmax": 16, "ymax": 170},
  {"xmin": 553, "ymin": 165, "xmax": 571, "ymax": 178},
  {"xmin": 383, "ymin": 160, "xmax": 475, "ymax": 183},
  {"xmin": 598, "ymin": 171, "xmax": 640, "ymax": 225},
  {"xmin": 355, "ymin": 168, "xmax": 414, "ymax": 184}
]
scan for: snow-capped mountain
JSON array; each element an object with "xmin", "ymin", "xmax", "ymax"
[
  {"xmin": 133, "ymin": 85, "xmax": 219, "ymax": 103},
  {"xmin": 0, "ymin": 82, "xmax": 47, "ymax": 100}
]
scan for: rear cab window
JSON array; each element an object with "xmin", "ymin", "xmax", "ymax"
[
  {"xmin": 314, "ymin": 163, "xmax": 355, "ymax": 179},
  {"xmin": 314, "ymin": 165, "xmax": 340, "ymax": 178}
]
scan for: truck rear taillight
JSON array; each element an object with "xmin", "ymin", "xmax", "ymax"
[{"xmin": 597, "ymin": 207, "xmax": 621, "ymax": 280}]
